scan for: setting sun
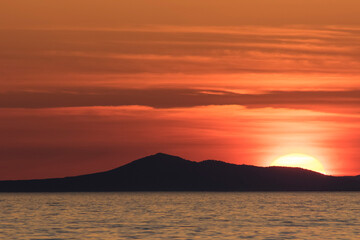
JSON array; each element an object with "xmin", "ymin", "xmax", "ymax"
[{"xmin": 271, "ymin": 153, "xmax": 327, "ymax": 175}]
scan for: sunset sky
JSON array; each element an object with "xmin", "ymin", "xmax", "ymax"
[{"xmin": 1, "ymin": 0, "xmax": 360, "ymax": 179}]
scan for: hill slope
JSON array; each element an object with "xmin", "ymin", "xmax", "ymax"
[{"xmin": 0, "ymin": 153, "xmax": 359, "ymax": 191}]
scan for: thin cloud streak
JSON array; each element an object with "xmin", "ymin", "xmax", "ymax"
[
  {"xmin": 0, "ymin": 88, "xmax": 359, "ymax": 114},
  {"xmin": 1, "ymin": 25, "xmax": 360, "ymax": 90}
]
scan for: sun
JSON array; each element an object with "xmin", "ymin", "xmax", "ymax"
[{"xmin": 270, "ymin": 153, "xmax": 327, "ymax": 174}]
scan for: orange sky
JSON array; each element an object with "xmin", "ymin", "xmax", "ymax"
[{"xmin": 0, "ymin": 0, "xmax": 359, "ymax": 179}]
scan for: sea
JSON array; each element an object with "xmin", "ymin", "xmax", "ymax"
[{"xmin": 0, "ymin": 192, "xmax": 359, "ymax": 239}]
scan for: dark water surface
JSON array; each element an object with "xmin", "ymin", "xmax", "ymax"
[{"xmin": 0, "ymin": 192, "xmax": 359, "ymax": 239}]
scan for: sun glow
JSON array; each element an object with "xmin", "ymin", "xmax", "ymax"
[{"xmin": 270, "ymin": 153, "xmax": 327, "ymax": 174}]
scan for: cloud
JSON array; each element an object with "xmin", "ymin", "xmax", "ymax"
[
  {"xmin": 1, "ymin": 25, "xmax": 360, "ymax": 91},
  {"xmin": 1, "ymin": 88, "xmax": 359, "ymax": 114}
]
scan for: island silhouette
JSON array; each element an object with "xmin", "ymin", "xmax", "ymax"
[{"xmin": 0, "ymin": 153, "xmax": 359, "ymax": 192}]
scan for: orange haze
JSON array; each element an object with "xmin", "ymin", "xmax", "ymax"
[{"xmin": 0, "ymin": 0, "xmax": 359, "ymax": 179}]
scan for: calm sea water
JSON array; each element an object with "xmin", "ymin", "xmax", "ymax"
[{"xmin": 0, "ymin": 192, "xmax": 359, "ymax": 239}]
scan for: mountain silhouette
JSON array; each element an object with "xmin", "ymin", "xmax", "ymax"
[{"xmin": 0, "ymin": 153, "xmax": 359, "ymax": 192}]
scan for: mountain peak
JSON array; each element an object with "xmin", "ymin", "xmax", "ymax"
[
  {"xmin": 146, "ymin": 152, "xmax": 186, "ymax": 160},
  {"xmin": 153, "ymin": 152, "xmax": 174, "ymax": 157},
  {"xmin": 126, "ymin": 152, "xmax": 192, "ymax": 167}
]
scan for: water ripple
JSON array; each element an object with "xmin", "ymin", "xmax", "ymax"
[{"xmin": 0, "ymin": 192, "xmax": 359, "ymax": 239}]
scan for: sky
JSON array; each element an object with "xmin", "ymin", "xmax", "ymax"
[{"xmin": 1, "ymin": 0, "xmax": 360, "ymax": 179}]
